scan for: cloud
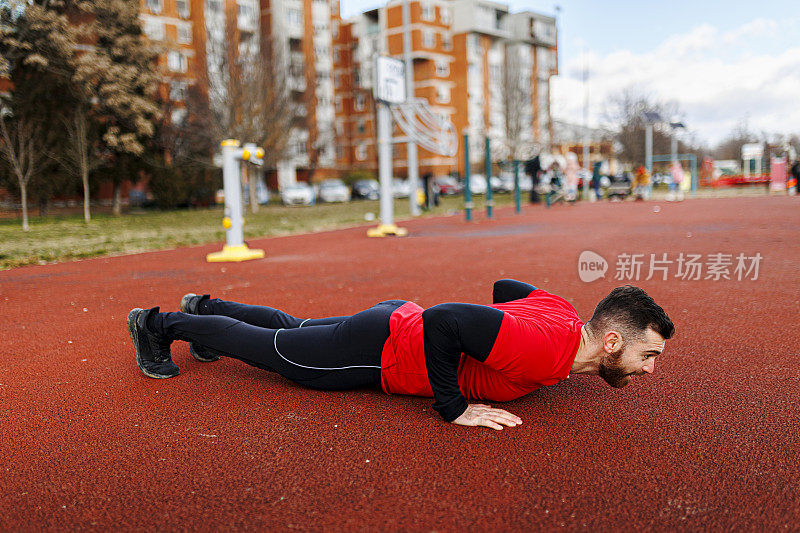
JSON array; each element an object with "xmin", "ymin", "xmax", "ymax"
[{"xmin": 551, "ymin": 18, "xmax": 800, "ymax": 145}]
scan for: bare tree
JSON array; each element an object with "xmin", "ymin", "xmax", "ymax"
[
  {"xmin": 502, "ymin": 44, "xmax": 536, "ymax": 162},
  {"xmin": 74, "ymin": 0, "xmax": 161, "ymax": 216},
  {"xmin": 199, "ymin": 17, "xmax": 296, "ymax": 212},
  {"xmin": 603, "ymin": 88, "xmax": 684, "ymax": 166},
  {"xmin": 48, "ymin": 104, "xmax": 107, "ymax": 222},
  {"xmin": 0, "ymin": 0, "xmax": 77, "ymax": 228},
  {"xmin": 713, "ymin": 119, "xmax": 757, "ymax": 161},
  {"xmin": 0, "ymin": 111, "xmax": 48, "ymax": 231}
]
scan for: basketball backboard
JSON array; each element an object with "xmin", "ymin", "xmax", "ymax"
[{"xmin": 374, "ymin": 56, "xmax": 406, "ymax": 104}]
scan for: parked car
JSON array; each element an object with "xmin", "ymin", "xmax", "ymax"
[
  {"xmin": 494, "ymin": 174, "xmax": 515, "ymax": 193},
  {"xmin": 351, "ymin": 179, "xmax": 380, "ymax": 200},
  {"xmin": 242, "ymin": 181, "xmax": 271, "ymax": 205},
  {"xmin": 466, "ymin": 174, "xmax": 488, "ymax": 195},
  {"xmin": 518, "ymin": 174, "xmax": 533, "ymax": 192},
  {"xmin": 392, "ymin": 178, "xmax": 410, "ymax": 198},
  {"xmin": 280, "ymin": 182, "xmax": 315, "ymax": 206},
  {"xmin": 318, "ymin": 178, "xmax": 351, "ymax": 203},
  {"xmin": 606, "ymin": 173, "xmax": 632, "ymax": 200},
  {"xmin": 433, "ymin": 176, "xmax": 462, "ymax": 196}
]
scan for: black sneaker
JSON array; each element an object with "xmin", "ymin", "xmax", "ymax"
[
  {"xmin": 179, "ymin": 293, "xmax": 221, "ymax": 363},
  {"xmin": 179, "ymin": 293, "xmax": 208, "ymax": 315},
  {"xmin": 127, "ymin": 307, "xmax": 180, "ymax": 378}
]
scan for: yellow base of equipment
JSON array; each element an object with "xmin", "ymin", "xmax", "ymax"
[
  {"xmin": 206, "ymin": 244, "xmax": 265, "ymax": 263},
  {"xmin": 366, "ymin": 224, "xmax": 408, "ymax": 237}
]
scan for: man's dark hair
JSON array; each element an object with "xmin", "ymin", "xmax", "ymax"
[{"xmin": 587, "ymin": 285, "xmax": 674, "ymax": 341}]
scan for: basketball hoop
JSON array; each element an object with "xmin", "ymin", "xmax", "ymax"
[{"xmin": 391, "ymin": 98, "xmax": 457, "ymax": 157}]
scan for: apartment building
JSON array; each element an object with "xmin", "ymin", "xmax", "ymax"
[
  {"xmin": 139, "ymin": 0, "xmax": 203, "ymax": 125},
  {"xmin": 136, "ymin": 0, "xmax": 556, "ymax": 184},
  {"xmin": 139, "ymin": 0, "xmax": 337, "ymax": 187},
  {"xmin": 331, "ymin": 0, "xmax": 557, "ymax": 179},
  {"xmin": 261, "ymin": 0, "xmax": 338, "ymax": 186}
]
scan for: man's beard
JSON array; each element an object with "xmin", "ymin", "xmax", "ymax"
[{"xmin": 599, "ymin": 346, "xmax": 632, "ymax": 388}]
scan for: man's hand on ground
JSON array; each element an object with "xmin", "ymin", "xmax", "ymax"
[{"xmin": 451, "ymin": 403, "xmax": 522, "ymax": 430}]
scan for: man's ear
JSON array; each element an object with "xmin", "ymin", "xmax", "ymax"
[{"xmin": 603, "ymin": 330, "xmax": 622, "ymax": 353}]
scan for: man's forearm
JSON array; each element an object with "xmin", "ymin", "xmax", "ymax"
[{"xmin": 422, "ymin": 303, "xmax": 504, "ymax": 422}]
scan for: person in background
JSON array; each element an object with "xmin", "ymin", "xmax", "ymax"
[
  {"xmin": 668, "ymin": 162, "xmax": 684, "ymax": 202},
  {"xmin": 634, "ymin": 166, "xmax": 651, "ymax": 201},
  {"xmin": 789, "ymin": 157, "xmax": 800, "ymax": 196},
  {"xmin": 565, "ymin": 153, "xmax": 580, "ymax": 202},
  {"xmin": 525, "ymin": 155, "xmax": 542, "ymax": 204},
  {"xmin": 591, "ymin": 161, "xmax": 603, "ymax": 202}
]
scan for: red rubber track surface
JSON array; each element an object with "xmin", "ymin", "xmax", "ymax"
[{"xmin": 1, "ymin": 196, "xmax": 798, "ymax": 531}]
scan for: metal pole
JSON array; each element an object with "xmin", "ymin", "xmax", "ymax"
[
  {"xmin": 464, "ymin": 131, "xmax": 472, "ymax": 222},
  {"xmin": 671, "ymin": 135, "xmax": 678, "ymax": 165},
  {"xmin": 402, "ymin": 0, "xmax": 420, "ymax": 216},
  {"xmin": 645, "ymin": 123, "xmax": 653, "ymax": 174},
  {"xmin": 690, "ymin": 154, "xmax": 697, "ymax": 196},
  {"xmin": 378, "ymin": 102, "xmax": 393, "ymax": 226},
  {"xmin": 582, "ymin": 46, "xmax": 589, "ymax": 201},
  {"xmin": 485, "ymin": 135, "xmax": 493, "ymax": 218},
  {"xmin": 513, "ymin": 159, "xmax": 520, "ymax": 213},
  {"xmin": 222, "ymin": 141, "xmax": 244, "ymax": 248}
]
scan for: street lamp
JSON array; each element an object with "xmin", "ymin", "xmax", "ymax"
[
  {"xmin": 669, "ymin": 120, "xmax": 685, "ymax": 165},
  {"xmin": 642, "ymin": 111, "xmax": 662, "ymax": 174}
]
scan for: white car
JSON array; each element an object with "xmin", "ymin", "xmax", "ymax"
[
  {"xmin": 318, "ymin": 179, "xmax": 351, "ymax": 203},
  {"xmin": 280, "ymin": 182, "xmax": 315, "ymax": 206},
  {"xmin": 392, "ymin": 178, "xmax": 411, "ymax": 198},
  {"xmin": 466, "ymin": 174, "xmax": 488, "ymax": 195}
]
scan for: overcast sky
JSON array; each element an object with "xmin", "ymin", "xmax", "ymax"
[{"xmin": 340, "ymin": 0, "xmax": 800, "ymax": 146}]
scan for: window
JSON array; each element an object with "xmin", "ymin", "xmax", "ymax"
[
  {"xmin": 442, "ymin": 34, "xmax": 452, "ymax": 50},
  {"xmin": 143, "ymin": 19, "xmax": 164, "ymax": 41},
  {"xmin": 171, "ymin": 108, "xmax": 187, "ymax": 125},
  {"xmin": 468, "ymin": 33, "xmax": 480, "ymax": 54},
  {"xmin": 238, "ymin": 1, "xmax": 255, "ymax": 19},
  {"xmin": 167, "ymin": 51, "xmax": 187, "ymax": 72},
  {"xmin": 177, "ymin": 22, "xmax": 192, "ymax": 44},
  {"xmin": 293, "ymin": 140, "xmax": 307, "ymax": 156},
  {"xmin": 357, "ymin": 118, "xmax": 365, "ymax": 133},
  {"xmin": 146, "ymin": 0, "xmax": 161, "ymax": 14},
  {"xmin": 356, "ymin": 142, "xmax": 366, "ymax": 161},
  {"xmin": 437, "ymin": 86, "xmax": 450, "ymax": 103},
  {"xmin": 176, "ymin": 0, "xmax": 190, "ymax": 17},
  {"xmin": 332, "ymin": 21, "xmax": 339, "ymax": 38},
  {"xmin": 314, "ymin": 45, "xmax": 329, "ymax": 58},
  {"xmin": 423, "ymin": 29, "xmax": 435, "ymax": 49},
  {"xmin": 333, "ymin": 49, "xmax": 339, "ymax": 62},
  {"xmin": 335, "ymin": 98, "xmax": 343, "ymax": 112},
  {"xmin": 206, "ymin": 0, "xmax": 222, "ymax": 13},
  {"xmin": 440, "ymin": 7, "xmax": 451, "ymax": 25},
  {"xmin": 336, "ymin": 144, "xmax": 344, "ymax": 159},
  {"xmin": 355, "ymin": 93, "xmax": 365, "ymax": 111},
  {"xmin": 421, "ymin": 2, "xmax": 434, "ymax": 21},
  {"xmin": 170, "ymin": 81, "xmax": 187, "ymax": 100},
  {"xmin": 435, "ymin": 60, "xmax": 449, "ymax": 77},
  {"xmin": 286, "ymin": 8, "xmax": 302, "ymax": 26},
  {"xmin": 490, "ymin": 64, "xmax": 502, "ymax": 82}
]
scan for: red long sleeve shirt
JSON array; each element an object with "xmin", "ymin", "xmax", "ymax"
[{"xmin": 379, "ymin": 289, "xmax": 583, "ymax": 401}]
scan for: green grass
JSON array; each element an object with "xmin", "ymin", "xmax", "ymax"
[
  {"xmin": 0, "ymin": 185, "xmax": 774, "ymax": 270},
  {"xmin": 0, "ymin": 194, "xmax": 522, "ymax": 269}
]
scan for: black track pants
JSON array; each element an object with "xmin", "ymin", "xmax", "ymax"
[{"xmin": 152, "ymin": 299, "xmax": 407, "ymax": 390}]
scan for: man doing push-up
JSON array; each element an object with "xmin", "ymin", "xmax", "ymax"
[{"xmin": 127, "ymin": 280, "xmax": 674, "ymax": 430}]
